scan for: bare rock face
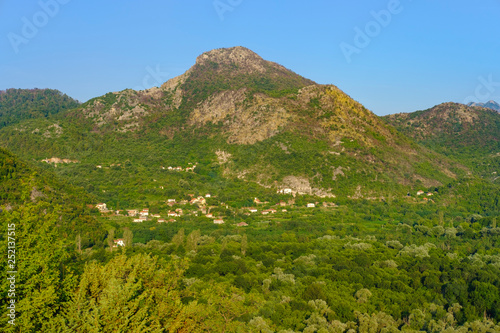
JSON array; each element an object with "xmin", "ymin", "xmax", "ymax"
[
  {"xmin": 160, "ymin": 68, "xmax": 193, "ymax": 109},
  {"xmin": 281, "ymin": 176, "xmax": 335, "ymax": 198},
  {"xmin": 190, "ymin": 89, "xmax": 247, "ymax": 126},
  {"xmin": 190, "ymin": 89, "xmax": 292, "ymax": 144}
]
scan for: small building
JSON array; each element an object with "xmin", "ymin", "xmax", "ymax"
[
  {"xmin": 96, "ymin": 165, "xmax": 102, "ymax": 169},
  {"xmin": 127, "ymin": 210, "xmax": 138, "ymax": 217},
  {"xmin": 237, "ymin": 222, "xmax": 248, "ymax": 227},
  {"xmin": 427, "ymin": 192, "xmax": 434, "ymax": 196},
  {"xmin": 96, "ymin": 203, "xmax": 107, "ymax": 211},
  {"xmin": 152, "ymin": 214, "xmax": 161, "ymax": 218},
  {"xmin": 157, "ymin": 219, "xmax": 166, "ymax": 223},
  {"xmin": 205, "ymin": 194, "xmax": 211, "ymax": 198},
  {"xmin": 248, "ymin": 208, "xmax": 258, "ymax": 213},
  {"xmin": 214, "ymin": 219, "xmax": 224, "ymax": 225},
  {"xmin": 168, "ymin": 219, "xmax": 177, "ymax": 223},
  {"xmin": 133, "ymin": 218, "xmax": 147, "ymax": 223},
  {"xmin": 417, "ymin": 190, "xmax": 425, "ymax": 196},
  {"xmin": 139, "ymin": 210, "xmax": 149, "ymax": 217},
  {"xmin": 279, "ymin": 201, "xmax": 287, "ymax": 207},
  {"xmin": 115, "ymin": 210, "xmax": 123, "ymax": 215},
  {"xmin": 307, "ymin": 203, "xmax": 316, "ymax": 208},
  {"xmin": 206, "ymin": 213, "xmax": 214, "ymax": 218},
  {"xmin": 167, "ymin": 199, "xmax": 176, "ymax": 203},
  {"xmin": 168, "ymin": 211, "xmax": 179, "ymax": 217},
  {"xmin": 113, "ymin": 239, "xmax": 125, "ymax": 247}
]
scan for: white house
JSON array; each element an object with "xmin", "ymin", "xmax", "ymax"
[
  {"xmin": 113, "ymin": 239, "xmax": 125, "ymax": 247},
  {"xmin": 96, "ymin": 203, "xmax": 107, "ymax": 211},
  {"xmin": 307, "ymin": 203, "xmax": 316, "ymax": 208}
]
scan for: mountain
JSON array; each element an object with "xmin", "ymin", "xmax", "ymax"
[
  {"xmin": 0, "ymin": 88, "xmax": 80, "ymax": 129},
  {"xmin": 0, "ymin": 47, "xmax": 467, "ymax": 206},
  {"xmin": 384, "ymin": 102, "xmax": 500, "ymax": 182},
  {"xmin": 468, "ymin": 100, "xmax": 500, "ymax": 112},
  {"xmin": 384, "ymin": 102, "xmax": 500, "ymax": 158}
]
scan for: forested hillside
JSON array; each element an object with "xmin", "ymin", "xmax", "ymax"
[
  {"xmin": 384, "ymin": 102, "xmax": 500, "ymax": 182},
  {"xmin": 0, "ymin": 88, "xmax": 80, "ymax": 129}
]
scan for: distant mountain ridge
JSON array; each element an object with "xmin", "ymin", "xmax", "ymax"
[
  {"xmin": 467, "ymin": 100, "xmax": 500, "ymax": 112},
  {"xmin": 384, "ymin": 102, "xmax": 500, "ymax": 158},
  {"xmin": 0, "ymin": 88, "xmax": 80, "ymax": 129},
  {"xmin": 384, "ymin": 102, "xmax": 500, "ymax": 182}
]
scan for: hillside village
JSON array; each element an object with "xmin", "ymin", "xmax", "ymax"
[{"xmin": 94, "ymin": 189, "xmax": 436, "ymax": 240}]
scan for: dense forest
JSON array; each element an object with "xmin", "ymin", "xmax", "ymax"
[
  {"xmin": 0, "ymin": 89, "xmax": 80, "ymax": 129},
  {"xmin": 1, "ymin": 146, "xmax": 500, "ymax": 332}
]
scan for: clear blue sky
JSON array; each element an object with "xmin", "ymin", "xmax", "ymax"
[{"xmin": 1, "ymin": 0, "xmax": 499, "ymax": 115}]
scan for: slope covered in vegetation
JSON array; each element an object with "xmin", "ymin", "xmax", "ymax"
[{"xmin": 0, "ymin": 88, "xmax": 80, "ymax": 129}]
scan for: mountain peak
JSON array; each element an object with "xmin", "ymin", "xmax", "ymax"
[
  {"xmin": 467, "ymin": 100, "xmax": 500, "ymax": 112},
  {"xmin": 196, "ymin": 46, "xmax": 262, "ymax": 65},
  {"xmin": 194, "ymin": 46, "xmax": 293, "ymax": 76}
]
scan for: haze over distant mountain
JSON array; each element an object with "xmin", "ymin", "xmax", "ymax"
[
  {"xmin": 0, "ymin": 47, "xmax": 467, "ymax": 203},
  {"xmin": 467, "ymin": 100, "xmax": 500, "ymax": 112}
]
